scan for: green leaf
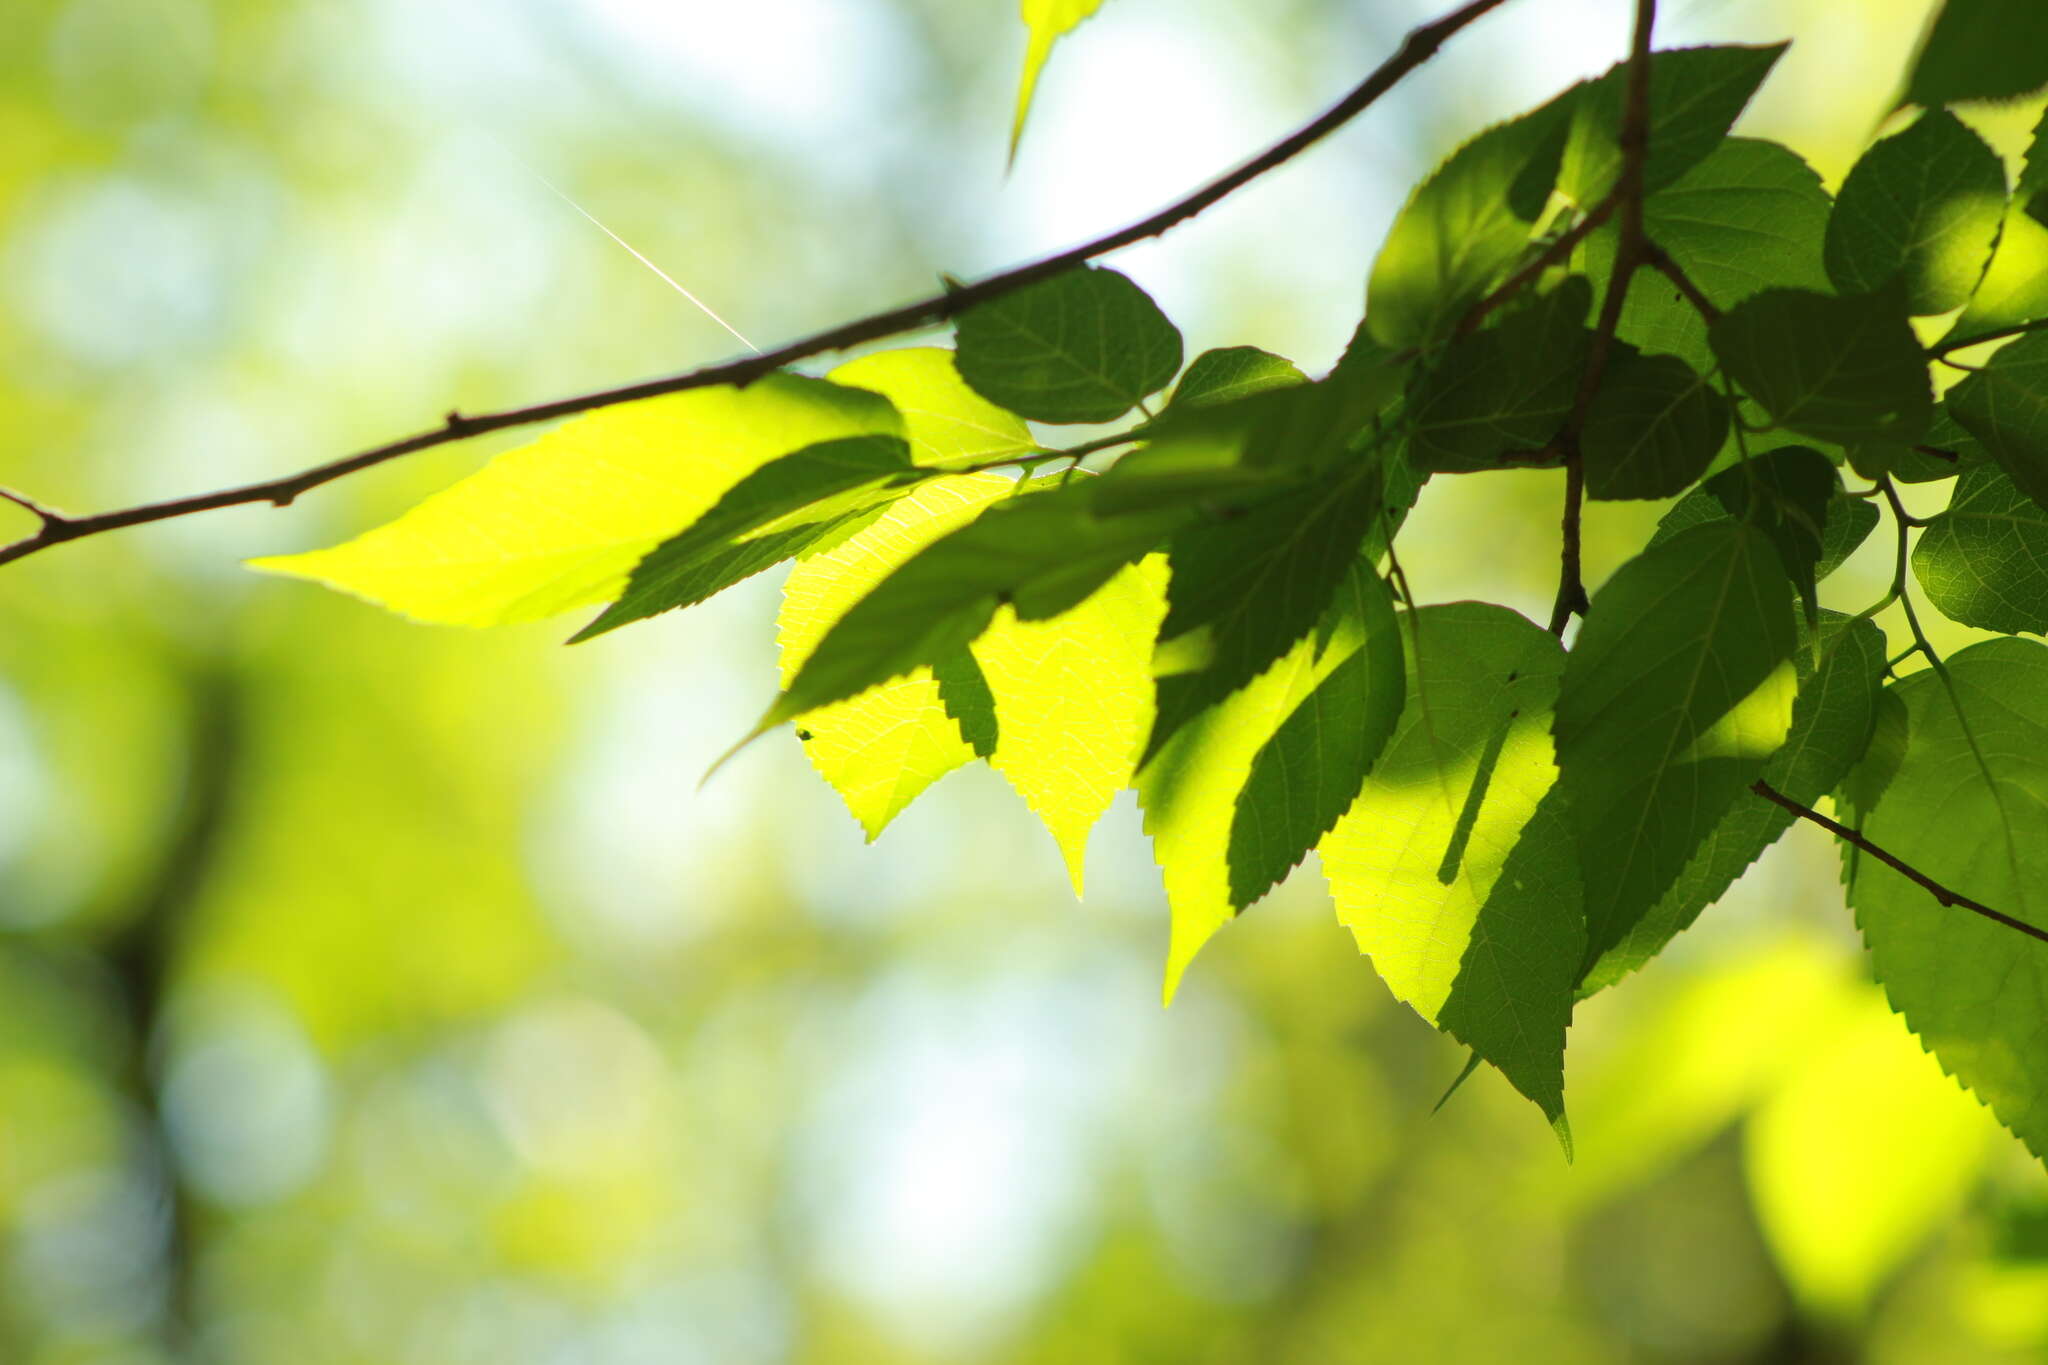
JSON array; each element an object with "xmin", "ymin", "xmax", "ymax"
[
  {"xmin": 765, "ymin": 476, "xmax": 1184, "ymax": 732},
  {"xmin": 1170, "ymin": 347, "xmax": 1307, "ymax": 409},
  {"xmin": 1404, "ymin": 278, "xmax": 1592, "ymax": 473},
  {"xmin": 1138, "ymin": 587, "xmax": 1370, "ymax": 1002},
  {"xmin": 1849, "ymin": 403, "xmax": 1991, "ymax": 485},
  {"xmin": 577, "ymin": 347, "xmax": 1048, "ymax": 641},
  {"xmin": 1364, "ymin": 91, "xmax": 1577, "ymax": 349},
  {"xmin": 1582, "ymin": 613, "xmax": 1886, "ymax": 992},
  {"xmin": 1945, "ymin": 204, "xmax": 2048, "ymax": 350},
  {"xmin": 1837, "ymin": 689, "xmax": 1910, "ymax": 823},
  {"xmin": 1817, "ymin": 496, "xmax": 1882, "ymax": 579},
  {"xmin": 1581, "ymin": 350, "xmax": 1729, "ymax": 500},
  {"xmin": 1010, "ymin": 0, "xmax": 1107, "ymax": 161},
  {"xmin": 1948, "ymin": 330, "xmax": 2048, "ymax": 511},
  {"xmin": 932, "ymin": 646, "xmax": 999, "ymax": 759},
  {"xmin": 1848, "ymin": 636, "xmax": 2048, "ymax": 1163},
  {"xmin": 1824, "ymin": 110, "xmax": 2006, "ymax": 316},
  {"xmin": 578, "ymin": 348, "xmax": 1041, "ymax": 640},
  {"xmin": 1581, "ymin": 138, "xmax": 1832, "ymax": 374},
  {"xmin": 2023, "ymin": 107, "xmax": 2048, "ymax": 226},
  {"xmin": 779, "ymin": 475, "xmax": 1019, "ymax": 838},
  {"xmin": 1558, "ymin": 44, "xmax": 1788, "ymax": 204},
  {"xmin": 972, "ymin": 556, "xmax": 1168, "ymax": 893},
  {"xmin": 830, "ymin": 347, "xmax": 1037, "ymax": 468},
  {"xmin": 1901, "ymin": 0, "xmax": 2048, "ymax": 108},
  {"xmin": 1709, "ymin": 286, "xmax": 1932, "ymax": 446},
  {"xmin": 1095, "ymin": 369, "xmax": 1395, "ymax": 516},
  {"xmin": 1556, "ymin": 521, "xmax": 1800, "ymax": 972},
  {"xmin": 1225, "ymin": 566, "xmax": 1403, "ymax": 908},
  {"xmin": 250, "ymin": 373, "xmax": 902, "ymax": 626},
  {"xmin": 1145, "ymin": 469, "xmax": 1385, "ymax": 761},
  {"xmin": 1706, "ymin": 446, "xmax": 1840, "ymax": 625},
  {"xmin": 575, "ymin": 434, "xmax": 916, "ymax": 640},
  {"xmin": 1321, "ymin": 602, "xmax": 1581, "ymax": 1127},
  {"xmin": 1914, "ymin": 466, "xmax": 2048, "ymax": 633},
  {"xmin": 1653, "ymin": 460, "xmax": 1878, "ymax": 584},
  {"xmin": 953, "ymin": 266, "xmax": 1182, "ymax": 424}
]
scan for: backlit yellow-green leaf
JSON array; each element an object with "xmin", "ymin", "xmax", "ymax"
[
  {"xmin": 1947, "ymin": 203, "xmax": 2048, "ymax": 352},
  {"xmin": 1138, "ymin": 590, "xmax": 1369, "ymax": 1003},
  {"xmin": 779, "ymin": 475, "xmax": 1014, "ymax": 838},
  {"xmin": 1321, "ymin": 603, "xmax": 1580, "ymax": 1125},
  {"xmin": 253, "ymin": 374, "xmax": 900, "ymax": 627},
  {"xmin": 974, "ymin": 556, "xmax": 1167, "ymax": 895},
  {"xmin": 828, "ymin": 347, "xmax": 1035, "ymax": 469},
  {"xmin": 1010, "ymin": 0, "xmax": 1108, "ymax": 161}
]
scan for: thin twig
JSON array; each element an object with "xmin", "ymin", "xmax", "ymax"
[
  {"xmin": 1928, "ymin": 315, "xmax": 2048, "ymax": 358},
  {"xmin": 1751, "ymin": 780, "xmax": 2048, "ymax": 946},
  {"xmin": 1548, "ymin": 0, "xmax": 1657, "ymax": 636},
  {"xmin": 1641, "ymin": 242, "xmax": 1720, "ymax": 323},
  {"xmin": 0, "ymin": 0, "xmax": 1517, "ymax": 570},
  {"xmin": 0, "ymin": 486, "xmax": 65, "ymax": 525},
  {"xmin": 1453, "ymin": 192, "xmax": 1620, "ymax": 339}
]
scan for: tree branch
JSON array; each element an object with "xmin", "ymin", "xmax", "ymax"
[
  {"xmin": 1641, "ymin": 241, "xmax": 1720, "ymax": 324},
  {"xmin": 0, "ymin": 0, "xmax": 1517, "ymax": 571},
  {"xmin": 1548, "ymin": 0, "xmax": 1656, "ymax": 636},
  {"xmin": 1752, "ymin": 779, "xmax": 2048, "ymax": 947},
  {"xmin": 1453, "ymin": 192, "xmax": 1621, "ymax": 339}
]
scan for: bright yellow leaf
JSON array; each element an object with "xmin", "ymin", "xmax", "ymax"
[
  {"xmin": 975, "ymin": 555, "xmax": 1167, "ymax": 895},
  {"xmin": 830, "ymin": 347, "xmax": 1035, "ymax": 468},
  {"xmin": 251, "ymin": 374, "xmax": 900, "ymax": 627},
  {"xmin": 1011, "ymin": 0, "xmax": 1108, "ymax": 162},
  {"xmin": 1138, "ymin": 623, "xmax": 1358, "ymax": 1003},
  {"xmin": 779, "ymin": 475, "xmax": 1015, "ymax": 838}
]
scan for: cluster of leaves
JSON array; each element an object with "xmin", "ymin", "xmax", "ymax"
[{"xmin": 251, "ymin": 7, "xmax": 2048, "ymax": 1160}]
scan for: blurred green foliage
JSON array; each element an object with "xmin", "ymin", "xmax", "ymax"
[{"xmin": 2, "ymin": 0, "xmax": 2045, "ymax": 1361}]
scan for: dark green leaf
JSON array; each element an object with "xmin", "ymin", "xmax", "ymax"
[
  {"xmin": 1365, "ymin": 91, "xmax": 1577, "ymax": 349},
  {"xmin": 1848, "ymin": 402, "xmax": 1990, "ymax": 484},
  {"xmin": 1652, "ymin": 460, "xmax": 1878, "ymax": 584},
  {"xmin": 1322, "ymin": 603, "xmax": 1580, "ymax": 1129},
  {"xmin": 1171, "ymin": 347, "xmax": 1306, "ymax": 408},
  {"xmin": 1558, "ymin": 44, "xmax": 1788, "ymax": 203},
  {"xmin": 1948, "ymin": 330, "xmax": 2048, "ymax": 511},
  {"xmin": 1144, "ymin": 468, "xmax": 1386, "ymax": 762},
  {"xmin": 1816, "ymin": 493, "xmax": 1883, "ymax": 579},
  {"xmin": 1825, "ymin": 110, "xmax": 2006, "ymax": 315},
  {"xmin": 1848, "ymin": 637, "xmax": 2048, "ymax": 1163},
  {"xmin": 1404, "ymin": 278, "xmax": 1592, "ymax": 473},
  {"xmin": 932, "ymin": 644, "xmax": 1000, "ymax": 759},
  {"xmin": 1583, "ymin": 613, "xmax": 1886, "ymax": 992},
  {"xmin": 953, "ymin": 265, "xmax": 1183, "ymax": 423},
  {"xmin": 2023, "ymin": 107, "xmax": 2048, "ymax": 226},
  {"xmin": 1092, "ymin": 370, "xmax": 1395, "ymax": 515},
  {"xmin": 1915, "ymin": 466, "xmax": 2048, "ymax": 633},
  {"xmin": 1226, "ymin": 565, "xmax": 1403, "ymax": 908},
  {"xmin": 1581, "ymin": 349, "xmax": 1729, "ymax": 500},
  {"xmin": 1706, "ymin": 446, "xmax": 1838, "ymax": 625},
  {"xmin": 1902, "ymin": 0, "xmax": 2048, "ymax": 107},
  {"xmin": 577, "ymin": 434, "xmax": 916, "ymax": 639},
  {"xmin": 1555, "ymin": 521, "xmax": 1800, "ymax": 973},
  {"xmin": 1710, "ymin": 286, "xmax": 1933, "ymax": 446}
]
